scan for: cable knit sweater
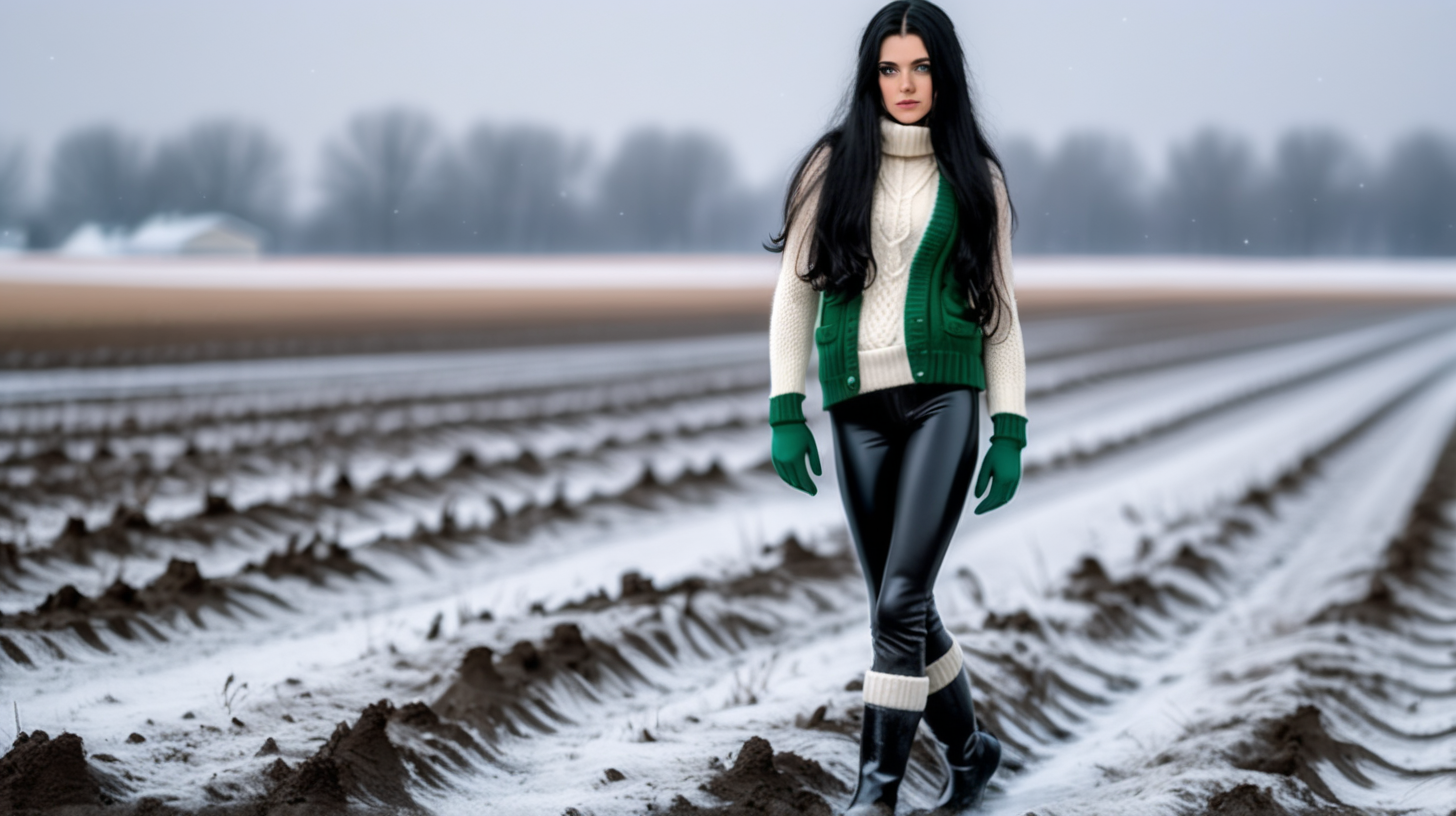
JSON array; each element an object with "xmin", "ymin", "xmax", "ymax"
[{"xmin": 768, "ymin": 117, "xmax": 1027, "ymax": 418}]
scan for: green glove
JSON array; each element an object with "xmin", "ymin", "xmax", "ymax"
[
  {"xmin": 769, "ymin": 393, "xmax": 821, "ymax": 496},
  {"xmin": 974, "ymin": 413, "xmax": 1026, "ymax": 514}
]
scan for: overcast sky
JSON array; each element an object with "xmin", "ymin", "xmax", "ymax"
[{"xmin": 2, "ymin": 0, "xmax": 1453, "ymax": 207}]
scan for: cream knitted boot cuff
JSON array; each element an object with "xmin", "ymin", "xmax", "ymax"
[
  {"xmin": 925, "ymin": 640, "xmax": 964, "ymax": 693},
  {"xmin": 862, "ymin": 670, "xmax": 929, "ymax": 711}
]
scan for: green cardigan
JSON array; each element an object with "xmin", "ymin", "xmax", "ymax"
[{"xmin": 769, "ymin": 174, "xmax": 1026, "ymax": 443}]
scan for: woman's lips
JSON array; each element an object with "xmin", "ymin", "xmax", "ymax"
[{"xmin": 896, "ymin": 100, "xmax": 919, "ymax": 107}]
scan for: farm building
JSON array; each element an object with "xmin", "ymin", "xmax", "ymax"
[
  {"xmin": 127, "ymin": 212, "xmax": 267, "ymax": 256},
  {"xmin": 59, "ymin": 212, "xmax": 267, "ymax": 257}
]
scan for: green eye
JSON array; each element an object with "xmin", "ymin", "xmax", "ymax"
[
  {"xmin": 879, "ymin": 65, "xmax": 896, "ymax": 76},
  {"xmin": 915, "ymin": 64, "xmax": 931, "ymax": 73}
]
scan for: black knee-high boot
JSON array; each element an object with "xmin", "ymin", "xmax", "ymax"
[
  {"xmin": 844, "ymin": 671, "xmax": 927, "ymax": 815},
  {"xmin": 922, "ymin": 646, "xmax": 1000, "ymax": 812}
]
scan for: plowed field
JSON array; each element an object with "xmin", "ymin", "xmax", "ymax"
[{"xmin": 4, "ymin": 298, "xmax": 1456, "ymax": 815}]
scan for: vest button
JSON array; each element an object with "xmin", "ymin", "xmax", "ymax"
[
  {"xmin": 916, "ymin": 317, "xmax": 924, "ymax": 322},
  {"xmin": 916, "ymin": 371, "xmax": 924, "ymax": 377},
  {"xmin": 847, "ymin": 375, "xmax": 856, "ymax": 384}
]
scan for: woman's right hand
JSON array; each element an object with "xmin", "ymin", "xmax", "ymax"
[{"xmin": 771, "ymin": 421, "xmax": 821, "ymax": 495}]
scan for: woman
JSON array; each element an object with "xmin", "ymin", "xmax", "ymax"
[{"xmin": 766, "ymin": 2, "xmax": 1026, "ymax": 813}]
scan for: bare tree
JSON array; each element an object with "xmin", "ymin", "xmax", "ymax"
[
  {"xmin": 1158, "ymin": 128, "xmax": 1257, "ymax": 253},
  {"xmin": 451, "ymin": 123, "xmax": 589, "ymax": 251},
  {"xmin": 995, "ymin": 136, "xmax": 1045, "ymax": 252},
  {"xmin": 46, "ymin": 124, "xmax": 152, "ymax": 238},
  {"xmin": 0, "ymin": 138, "xmax": 25, "ymax": 229},
  {"xmin": 1381, "ymin": 132, "xmax": 1456, "ymax": 256},
  {"xmin": 1033, "ymin": 132, "xmax": 1146, "ymax": 253},
  {"xmin": 595, "ymin": 128, "xmax": 746, "ymax": 250},
  {"xmin": 150, "ymin": 119, "xmax": 287, "ymax": 233},
  {"xmin": 1262, "ymin": 128, "xmax": 1367, "ymax": 254},
  {"xmin": 314, "ymin": 107, "xmax": 439, "ymax": 252}
]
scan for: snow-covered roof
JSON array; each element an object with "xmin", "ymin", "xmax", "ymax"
[
  {"xmin": 57, "ymin": 213, "xmax": 268, "ymax": 257},
  {"xmin": 59, "ymin": 223, "xmax": 132, "ymax": 257},
  {"xmin": 127, "ymin": 212, "xmax": 266, "ymax": 255}
]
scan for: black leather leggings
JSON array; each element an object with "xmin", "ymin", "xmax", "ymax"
[{"xmin": 828, "ymin": 382, "xmax": 980, "ymax": 677}]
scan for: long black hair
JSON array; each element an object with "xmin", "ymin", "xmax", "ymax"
[{"xmin": 766, "ymin": 0, "xmax": 1014, "ymax": 334}]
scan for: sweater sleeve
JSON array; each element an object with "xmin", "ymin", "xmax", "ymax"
[
  {"xmin": 768, "ymin": 146, "xmax": 830, "ymax": 416},
  {"xmin": 981, "ymin": 163, "xmax": 1027, "ymax": 420}
]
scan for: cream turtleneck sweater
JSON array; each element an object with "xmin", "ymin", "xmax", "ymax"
[{"xmin": 768, "ymin": 116, "xmax": 1027, "ymax": 418}]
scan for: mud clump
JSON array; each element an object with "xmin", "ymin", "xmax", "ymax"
[
  {"xmin": 203, "ymin": 493, "xmax": 236, "ymax": 516},
  {"xmin": 723, "ymin": 534, "xmax": 855, "ymax": 597},
  {"xmin": 0, "ymin": 558, "xmax": 274, "ymax": 660},
  {"xmin": 1062, "ymin": 555, "xmax": 1194, "ymax": 640},
  {"xmin": 1309, "ymin": 575, "xmax": 1404, "ymax": 629},
  {"xmin": 1203, "ymin": 783, "xmax": 1291, "ymax": 816},
  {"xmin": 557, "ymin": 533, "xmax": 851, "ymax": 616},
  {"xmin": 265, "ymin": 700, "xmax": 415, "ymax": 812},
  {"xmin": 620, "ymin": 570, "xmax": 657, "ymax": 598},
  {"xmin": 48, "ymin": 506, "xmax": 148, "ymax": 564},
  {"xmin": 0, "ymin": 730, "xmax": 102, "ymax": 810},
  {"xmin": 389, "ymin": 701, "xmax": 487, "ymax": 773},
  {"xmin": 23, "ymin": 559, "xmax": 217, "ymax": 623},
  {"xmin": 1201, "ymin": 781, "xmax": 1364, "ymax": 816},
  {"xmin": 486, "ymin": 459, "xmax": 732, "ymax": 542},
  {"xmin": 148, "ymin": 558, "xmax": 207, "ymax": 597},
  {"xmin": 484, "ymin": 491, "xmax": 578, "ymax": 542},
  {"xmin": 772, "ymin": 534, "xmax": 856, "ymax": 581},
  {"xmin": 983, "ymin": 609, "xmax": 1043, "ymax": 636},
  {"xmin": 1171, "ymin": 543, "xmax": 1225, "ymax": 580},
  {"xmin": 264, "ymin": 698, "xmax": 483, "ymax": 812},
  {"xmin": 556, "ymin": 569, "xmax": 709, "ymax": 612},
  {"xmin": 664, "ymin": 735, "xmax": 842, "ymax": 816},
  {"xmin": 1065, "ymin": 556, "xmax": 1164, "ymax": 611},
  {"xmin": 1231, "ymin": 705, "xmax": 1383, "ymax": 805},
  {"xmin": 433, "ymin": 622, "xmax": 643, "ymax": 738},
  {"xmin": 795, "ymin": 703, "xmax": 860, "ymax": 737},
  {"xmin": 244, "ymin": 535, "xmax": 377, "ymax": 584},
  {"xmin": 618, "ymin": 461, "xmax": 733, "ymax": 510},
  {"xmin": 443, "ymin": 537, "xmax": 854, "ymax": 741}
]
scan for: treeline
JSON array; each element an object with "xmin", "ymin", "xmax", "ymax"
[
  {"xmin": 0, "ymin": 108, "xmax": 779, "ymax": 253},
  {"xmin": 0, "ymin": 110, "xmax": 1454, "ymax": 255},
  {"xmin": 1002, "ymin": 127, "xmax": 1456, "ymax": 256}
]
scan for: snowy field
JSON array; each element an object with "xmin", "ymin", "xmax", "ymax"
[
  {"xmin": 3, "ymin": 284, "xmax": 1456, "ymax": 814},
  {"xmin": 6, "ymin": 253, "xmax": 1456, "ymax": 296}
]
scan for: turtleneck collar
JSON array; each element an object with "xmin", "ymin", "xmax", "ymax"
[{"xmin": 880, "ymin": 116, "xmax": 934, "ymax": 158}]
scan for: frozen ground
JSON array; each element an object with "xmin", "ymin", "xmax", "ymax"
[
  {"xmin": 4, "ymin": 254, "xmax": 1456, "ymax": 295},
  {"xmin": 3, "ymin": 297, "xmax": 1456, "ymax": 815}
]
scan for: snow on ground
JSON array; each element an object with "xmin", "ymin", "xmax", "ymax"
[
  {"xmin": 3, "ymin": 254, "xmax": 1456, "ymax": 297},
  {"xmin": 3, "ymin": 292, "xmax": 1456, "ymax": 814}
]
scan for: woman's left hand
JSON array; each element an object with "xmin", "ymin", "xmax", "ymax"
[{"xmin": 973, "ymin": 436, "xmax": 1021, "ymax": 514}]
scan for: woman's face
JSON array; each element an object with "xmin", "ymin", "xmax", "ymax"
[{"xmin": 878, "ymin": 33, "xmax": 933, "ymax": 125}]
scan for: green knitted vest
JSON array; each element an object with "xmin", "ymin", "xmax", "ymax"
[{"xmin": 813, "ymin": 174, "xmax": 985, "ymax": 410}]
